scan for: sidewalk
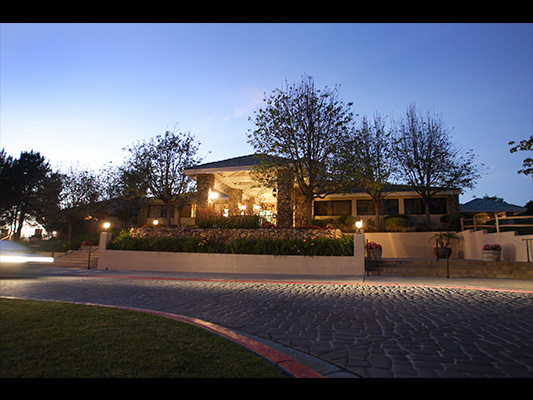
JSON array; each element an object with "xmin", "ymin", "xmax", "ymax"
[{"xmin": 36, "ymin": 265, "xmax": 533, "ymax": 292}]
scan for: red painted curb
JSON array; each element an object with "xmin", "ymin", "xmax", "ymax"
[
  {"xmin": 97, "ymin": 304, "xmax": 324, "ymax": 378},
  {"xmin": 1, "ymin": 295, "xmax": 322, "ymax": 378}
]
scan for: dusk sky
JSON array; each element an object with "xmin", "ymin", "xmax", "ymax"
[{"xmin": 1, "ymin": 23, "xmax": 531, "ymax": 207}]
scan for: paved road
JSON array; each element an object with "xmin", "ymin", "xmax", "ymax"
[{"xmin": 1, "ymin": 266, "xmax": 532, "ymax": 378}]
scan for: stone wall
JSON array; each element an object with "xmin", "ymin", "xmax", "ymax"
[
  {"xmin": 276, "ymin": 169, "xmax": 294, "ymax": 228},
  {"xmin": 129, "ymin": 226, "xmax": 343, "ymax": 244},
  {"xmin": 196, "ymin": 174, "xmax": 215, "ymax": 208}
]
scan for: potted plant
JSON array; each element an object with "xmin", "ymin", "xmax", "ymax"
[
  {"xmin": 80, "ymin": 240, "xmax": 93, "ymax": 250},
  {"xmin": 430, "ymin": 232, "xmax": 458, "ymax": 260},
  {"xmin": 366, "ymin": 241, "xmax": 382, "ymax": 260},
  {"xmin": 482, "ymin": 244, "xmax": 502, "ymax": 261}
]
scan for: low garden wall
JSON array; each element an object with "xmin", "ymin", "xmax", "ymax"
[
  {"xmin": 98, "ymin": 231, "xmax": 365, "ymax": 277},
  {"xmin": 365, "ymin": 230, "xmax": 533, "ymax": 262},
  {"xmin": 458, "ymin": 230, "xmax": 533, "ymax": 262}
]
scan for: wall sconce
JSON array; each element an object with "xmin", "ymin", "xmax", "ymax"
[{"xmin": 153, "ymin": 219, "xmax": 159, "ymax": 226}]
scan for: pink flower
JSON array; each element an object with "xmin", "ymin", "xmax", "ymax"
[{"xmin": 483, "ymin": 244, "xmax": 502, "ymax": 251}]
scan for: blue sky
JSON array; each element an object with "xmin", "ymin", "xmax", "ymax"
[{"xmin": 1, "ymin": 23, "xmax": 531, "ymax": 207}]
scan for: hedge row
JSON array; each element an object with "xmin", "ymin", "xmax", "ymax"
[{"xmin": 109, "ymin": 231, "xmax": 353, "ymax": 257}]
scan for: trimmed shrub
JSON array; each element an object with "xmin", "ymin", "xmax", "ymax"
[
  {"xmin": 384, "ymin": 214, "xmax": 410, "ymax": 231},
  {"xmin": 109, "ymin": 230, "xmax": 353, "ymax": 257}
]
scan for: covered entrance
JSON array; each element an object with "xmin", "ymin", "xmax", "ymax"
[{"xmin": 184, "ymin": 154, "xmax": 297, "ymax": 227}]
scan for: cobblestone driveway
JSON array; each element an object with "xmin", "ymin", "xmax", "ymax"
[{"xmin": 1, "ymin": 269, "xmax": 531, "ymax": 378}]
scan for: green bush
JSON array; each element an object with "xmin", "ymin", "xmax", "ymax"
[
  {"xmin": 109, "ymin": 231, "xmax": 353, "ymax": 257},
  {"xmin": 384, "ymin": 214, "xmax": 410, "ymax": 231}
]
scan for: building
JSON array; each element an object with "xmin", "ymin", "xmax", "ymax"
[
  {"xmin": 138, "ymin": 153, "xmax": 456, "ymax": 230},
  {"xmin": 459, "ymin": 197, "xmax": 528, "ymax": 232}
]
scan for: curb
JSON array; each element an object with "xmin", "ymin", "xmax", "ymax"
[
  {"xmin": 94, "ymin": 303, "xmax": 324, "ymax": 378},
  {"xmin": 1, "ymin": 296, "xmax": 323, "ymax": 378}
]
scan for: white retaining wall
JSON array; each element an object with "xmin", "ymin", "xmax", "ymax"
[
  {"xmin": 98, "ymin": 232, "xmax": 365, "ymax": 277},
  {"xmin": 457, "ymin": 230, "xmax": 532, "ymax": 262},
  {"xmin": 365, "ymin": 230, "xmax": 533, "ymax": 262}
]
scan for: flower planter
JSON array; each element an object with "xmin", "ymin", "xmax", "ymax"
[
  {"xmin": 368, "ymin": 248, "xmax": 382, "ymax": 260},
  {"xmin": 482, "ymin": 244, "xmax": 502, "ymax": 261},
  {"xmin": 434, "ymin": 247, "xmax": 452, "ymax": 260},
  {"xmin": 482, "ymin": 250, "xmax": 501, "ymax": 262},
  {"xmin": 366, "ymin": 242, "xmax": 382, "ymax": 260},
  {"xmin": 80, "ymin": 241, "xmax": 93, "ymax": 250}
]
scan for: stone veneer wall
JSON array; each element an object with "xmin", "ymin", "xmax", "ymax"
[
  {"xmin": 129, "ymin": 226, "xmax": 343, "ymax": 244},
  {"xmin": 276, "ymin": 170, "xmax": 294, "ymax": 228},
  {"xmin": 196, "ymin": 174, "xmax": 215, "ymax": 208}
]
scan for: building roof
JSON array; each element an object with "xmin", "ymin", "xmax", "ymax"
[
  {"xmin": 185, "ymin": 153, "xmax": 292, "ymax": 174},
  {"xmin": 185, "ymin": 154, "xmax": 262, "ymax": 172},
  {"xmin": 460, "ymin": 198, "xmax": 526, "ymax": 214}
]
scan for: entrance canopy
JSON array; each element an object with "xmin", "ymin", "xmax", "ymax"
[{"xmin": 184, "ymin": 154, "xmax": 275, "ymax": 203}]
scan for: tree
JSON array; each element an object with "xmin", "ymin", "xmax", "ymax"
[
  {"xmin": 123, "ymin": 129, "xmax": 202, "ymax": 227},
  {"xmin": 509, "ymin": 134, "xmax": 533, "ymax": 176},
  {"xmin": 247, "ymin": 75, "xmax": 354, "ymax": 225},
  {"xmin": 54, "ymin": 164, "xmax": 103, "ymax": 242},
  {"xmin": 0, "ymin": 149, "xmax": 58, "ymax": 240},
  {"xmin": 393, "ymin": 104, "xmax": 482, "ymax": 230},
  {"xmin": 335, "ymin": 114, "xmax": 396, "ymax": 231},
  {"xmin": 103, "ymin": 164, "xmax": 149, "ymax": 228},
  {"xmin": 0, "ymin": 149, "xmax": 16, "ymax": 230}
]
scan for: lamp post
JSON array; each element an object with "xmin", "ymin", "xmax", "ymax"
[{"xmin": 355, "ymin": 219, "xmax": 364, "ymax": 234}]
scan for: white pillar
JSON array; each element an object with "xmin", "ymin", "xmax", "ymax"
[
  {"xmin": 353, "ymin": 233, "xmax": 366, "ymax": 276},
  {"xmin": 97, "ymin": 232, "xmax": 113, "ymax": 269}
]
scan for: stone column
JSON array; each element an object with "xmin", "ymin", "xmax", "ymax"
[
  {"xmin": 244, "ymin": 196, "xmax": 255, "ymax": 216},
  {"xmin": 227, "ymin": 188, "xmax": 243, "ymax": 216},
  {"xmin": 196, "ymin": 174, "xmax": 215, "ymax": 209},
  {"xmin": 293, "ymin": 191, "xmax": 307, "ymax": 227},
  {"xmin": 446, "ymin": 194, "xmax": 460, "ymax": 215},
  {"xmin": 276, "ymin": 170, "xmax": 294, "ymax": 228}
]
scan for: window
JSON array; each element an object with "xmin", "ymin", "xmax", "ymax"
[
  {"xmin": 404, "ymin": 198, "xmax": 447, "ymax": 215},
  {"xmin": 356, "ymin": 199, "xmax": 399, "ymax": 215},
  {"xmin": 380, "ymin": 199, "xmax": 399, "ymax": 215},
  {"xmin": 148, "ymin": 205, "xmax": 174, "ymax": 218},
  {"xmin": 179, "ymin": 204, "xmax": 192, "ymax": 218},
  {"xmin": 356, "ymin": 200, "xmax": 374, "ymax": 215},
  {"xmin": 314, "ymin": 200, "xmax": 352, "ymax": 216}
]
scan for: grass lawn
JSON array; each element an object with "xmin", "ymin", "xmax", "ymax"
[{"xmin": 0, "ymin": 298, "xmax": 286, "ymax": 378}]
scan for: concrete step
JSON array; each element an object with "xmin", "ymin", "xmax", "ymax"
[
  {"xmin": 53, "ymin": 247, "xmax": 98, "ymax": 268},
  {"xmin": 366, "ymin": 258, "xmax": 533, "ymax": 279}
]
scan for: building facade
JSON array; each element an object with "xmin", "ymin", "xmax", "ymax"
[{"xmin": 141, "ymin": 154, "xmax": 460, "ymax": 230}]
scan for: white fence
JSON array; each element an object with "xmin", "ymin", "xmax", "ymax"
[{"xmin": 461, "ymin": 215, "xmax": 533, "ymax": 233}]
